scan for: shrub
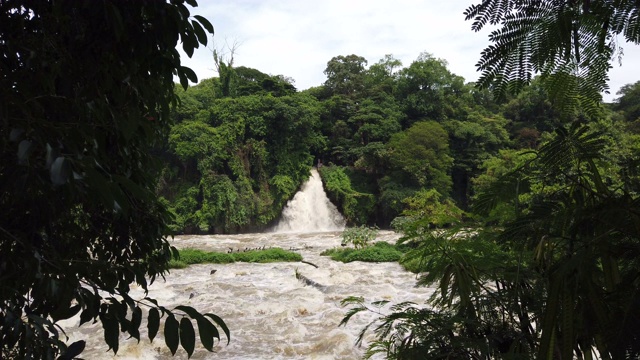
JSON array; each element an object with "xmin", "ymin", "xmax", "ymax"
[
  {"xmin": 342, "ymin": 225, "xmax": 378, "ymax": 249},
  {"xmin": 321, "ymin": 241, "xmax": 403, "ymax": 263}
]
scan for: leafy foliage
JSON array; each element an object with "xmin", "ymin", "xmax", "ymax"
[
  {"xmin": 165, "ymin": 50, "xmax": 519, "ymax": 230},
  {"xmin": 161, "ymin": 91, "xmax": 326, "ymax": 233},
  {"xmin": 387, "ymin": 121, "xmax": 453, "ymax": 194},
  {"xmin": 340, "ymin": 225, "xmax": 379, "ymax": 249},
  {"xmin": 465, "ymin": 0, "xmax": 640, "ymax": 114},
  {"xmin": 0, "ymin": 0, "xmax": 229, "ymax": 358},
  {"xmin": 612, "ymin": 80, "xmax": 640, "ymax": 131},
  {"xmin": 318, "ymin": 165, "xmax": 376, "ymax": 225},
  {"xmin": 321, "ymin": 241, "xmax": 403, "ymax": 263},
  {"xmin": 324, "ymin": 54, "xmax": 369, "ymax": 97},
  {"xmin": 406, "ymin": 189, "xmax": 464, "ymax": 225},
  {"xmin": 396, "ymin": 53, "xmax": 467, "ymax": 124}
]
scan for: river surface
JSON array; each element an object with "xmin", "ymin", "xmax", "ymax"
[{"xmin": 60, "ymin": 231, "xmax": 433, "ymax": 359}]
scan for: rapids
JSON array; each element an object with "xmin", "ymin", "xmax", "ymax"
[
  {"xmin": 59, "ymin": 169, "xmax": 432, "ymax": 359},
  {"xmin": 59, "ymin": 231, "xmax": 433, "ymax": 359}
]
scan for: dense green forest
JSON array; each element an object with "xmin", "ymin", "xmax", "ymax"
[{"xmin": 159, "ymin": 53, "xmax": 640, "ymax": 234}]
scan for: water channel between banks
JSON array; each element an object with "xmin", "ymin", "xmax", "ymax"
[{"xmin": 60, "ymin": 230, "xmax": 434, "ymax": 359}]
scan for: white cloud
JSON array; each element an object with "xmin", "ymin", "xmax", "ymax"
[{"xmin": 182, "ymin": 0, "xmax": 640, "ymax": 102}]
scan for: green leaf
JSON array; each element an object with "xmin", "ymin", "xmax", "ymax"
[
  {"xmin": 180, "ymin": 318, "xmax": 196, "ymax": 358},
  {"xmin": 174, "ymin": 305, "xmax": 201, "ymax": 319},
  {"xmin": 182, "ymin": 32, "xmax": 196, "ymax": 58},
  {"xmin": 339, "ymin": 306, "xmax": 368, "ymax": 327},
  {"xmin": 147, "ymin": 308, "xmax": 160, "ymax": 342},
  {"xmin": 58, "ymin": 340, "xmax": 85, "ymax": 360},
  {"xmin": 191, "ymin": 20, "xmax": 208, "ymax": 46},
  {"xmin": 100, "ymin": 313, "xmax": 119, "ymax": 353},
  {"xmin": 178, "ymin": 71, "xmax": 189, "ymax": 91},
  {"xmin": 145, "ymin": 297, "xmax": 160, "ymax": 307},
  {"xmin": 79, "ymin": 309, "xmax": 94, "ymax": 326},
  {"xmin": 164, "ymin": 315, "xmax": 180, "ymax": 355},
  {"xmin": 204, "ymin": 313, "xmax": 230, "ymax": 344},
  {"xmin": 180, "ymin": 66, "xmax": 198, "ymax": 84},
  {"xmin": 195, "ymin": 316, "xmax": 217, "ymax": 351},
  {"xmin": 193, "ymin": 15, "xmax": 214, "ymax": 34},
  {"xmin": 129, "ymin": 306, "xmax": 142, "ymax": 342},
  {"xmin": 51, "ymin": 303, "xmax": 81, "ymax": 322}
]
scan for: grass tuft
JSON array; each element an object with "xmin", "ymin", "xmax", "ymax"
[{"xmin": 169, "ymin": 248, "xmax": 302, "ymax": 269}]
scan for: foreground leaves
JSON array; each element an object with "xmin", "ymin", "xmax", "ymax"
[
  {"xmin": 465, "ymin": 0, "xmax": 640, "ymax": 117},
  {"xmin": 0, "ymin": 0, "xmax": 228, "ymax": 358}
]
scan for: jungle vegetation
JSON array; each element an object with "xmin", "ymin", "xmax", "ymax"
[
  {"xmin": 1, "ymin": 1, "xmax": 229, "ymax": 359},
  {"xmin": 157, "ymin": 4, "xmax": 640, "ymax": 356},
  {"xmin": 163, "ymin": 52, "xmax": 640, "ymax": 235},
  {"xmin": 337, "ymin": 1, "xmax": 640, "ymax": 359}
]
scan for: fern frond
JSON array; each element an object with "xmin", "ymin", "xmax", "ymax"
[{"xmin": 466, "ymin": 0, "xmax": 637, "ymax": 116}]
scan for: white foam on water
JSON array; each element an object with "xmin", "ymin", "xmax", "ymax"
[
  {"xmin": 60, "ymin": 232, "xmax": 433, "ymax": 358},
  {"xmin": 271, "ymin": 169, "xmax": 346, "ymax": 233}
]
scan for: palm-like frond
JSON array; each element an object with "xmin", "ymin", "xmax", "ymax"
[{"xmin": 465, "ymin": 0, "xmax": 640, "ymax": 116}]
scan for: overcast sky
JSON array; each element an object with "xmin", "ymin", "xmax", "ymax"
[{"xmin": 180, "ymin": 0, "xmax": 640, "ymax": 102}]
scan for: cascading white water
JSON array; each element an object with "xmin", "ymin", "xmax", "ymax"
[{"xmin": 270, "ymin": 168, "xmax": 346, "ymax": 233}]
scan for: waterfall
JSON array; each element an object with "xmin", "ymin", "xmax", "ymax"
[{"xmin": 270, "ymin": 168, "xmax": 346, "ymax": 233}]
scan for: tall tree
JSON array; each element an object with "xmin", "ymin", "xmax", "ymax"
[
  {"xmin": 396, "ymin": 52, "xmax": 466, "ymax": 125},
  {"xmin": 612, "ymin": 80, "xmax": 640, "ymax": 131},
  {"xmin": 0, "ymin": 1, "xmax": 228, "ymax": 358},
  {"xmin": 387, "ymin": 121, "xmax": 453, "ymax": 195},
  {"xmin": 323, "ymin": 54, "xmax": 368, "ymax": 97},
  {"xmin": 365, "ymin": 54, "xmax": 402, "ymax": 95},
  {"xmin": 212, "ymin": 39, "xmax": 239, "ymax": 98}
]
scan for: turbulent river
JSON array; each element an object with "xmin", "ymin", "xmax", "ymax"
[{"xmin": 60, "ymin": 170, "xmax": 434, "ymax": 359}]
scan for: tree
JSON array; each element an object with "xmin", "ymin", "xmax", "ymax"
[
  {"xmin": 323, "ymin": 54, "xmax": 368, "ymax": 97},
  {"xmin": 0, "ymin": 1, "xmax": 229, "ymax": 358},
  {"xmin": 444, "ymin": 111, "xmax": 510, "ymax": 208},
  {"xmin": 466, "ymin": 0, "xmax": 640, "ymax": 114},
  {"xmin": 612, "ymin": 81, "xmax": 640, "ymax": 132},
  {"xmin": 161, "ymin": 90, "xmax": 326, "ymax": 234},
  {"xmin": 212, "ymin": 39, "xmax": 239, "ymax": 98},
  {"xmin": 234, "ymin": 66, "xmax": 297, "ymax": 97},
  {"xmin": 387, "ymin": 121, "xmax": 453, "ymax": 195},
  {"xmin": 502, "ymin": 77, "xmax": 562, "ymax": 136},
  {"xmin": 344, "ymin": 122, "xmax": 640, "ymax": 360},
  {"xmin": 365, "ymin": 54, "xmax": 402, "ymax": 95},
  {"xmin": 396, "ymin": 53, "xmax": 466, "ymax": 125}
]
